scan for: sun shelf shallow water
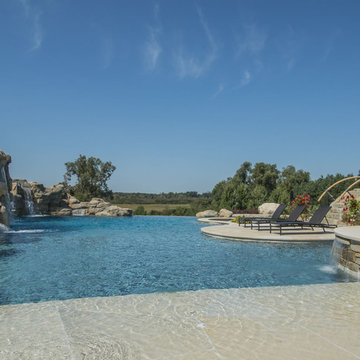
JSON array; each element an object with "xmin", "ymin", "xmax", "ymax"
[
  {"xmin": 0, "ymin": 216, "xmax": 355, "ymax": 305},
  {"xmin": 2, "ymin": 283, "xmax": 360, "ymax": 359}
]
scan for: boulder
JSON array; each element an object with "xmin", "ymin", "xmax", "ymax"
[
  {"xmin": 67, "ymin": 195, "xmax": 80, "ymax": 206},
  {"xmin": 70, "ymin": 202, "xmax": 89, "ymax": 210},
  {"xmin": 68, "ymin": 197, "xmax": 133, "ymax": 217},
  {"xmin": 72, "ymin": 208, "xmax": 87, "ymax": 216},
  {"xmin": 258, "ymin": 203, "xmax": 280, "ymax": 215},
  {"xmin": 196, "ymin": 210, "xmax": 218, "ymax": 218},
  {"xmin": 219, "ymin": 209, "xmax": 233, "ymax": 218},
  {"xmin": 106, "ymin": 205, "xmax": 124, "ymax": 214},
  {"xmin": 95, "ymin": 204, "xmax": 132, "ymax": 217},
  {"xmin": 89, "ymin": 198, "xmax": 107, "ymax": 206},
  {"xmin": 52, "ymin": 208, "xmax": 72, "ymax": 216},
  {"xmin": 42, "ymin": 184, "xmax": 66, "ymax": 205},
  {"xmin": 87, "ymin": 198, "xmax": 108, "ymax": 212},
  {"xmin": 29, "ymin": 182, "xmax": 70, "ymax": 214},
  {"xmin": 95, "ymin": 205, "xmax": 118, "ymax": 217},
  {"xmin": 29, "ymin": 182, "xmax": 46, "ymax": 195}
]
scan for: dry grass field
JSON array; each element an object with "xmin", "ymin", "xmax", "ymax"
[{"xmin": 116, "ymin": 203, "xmax": 192, "ymax": 211}]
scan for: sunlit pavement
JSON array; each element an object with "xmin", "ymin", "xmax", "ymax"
[{"xmin": 201, "ymin": 222, "xmax": 335, "ymax": 242}]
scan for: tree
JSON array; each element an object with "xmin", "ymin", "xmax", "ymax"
[
  {"xmin": 270, "ymin": 166, "xmax": 310, "ymax": 204},
  {"xmin": 211, "ymin": 180, "xmax": 228, "ymax": 209},
  {"xmin": 220, "ymin": 182, "xmax": 249, "ymax": 210},
  {"xmin": 64, "ymin": 155, "xmax": 116, "ymax": 201},
  {"xmin": 281, "ymin": 166, "xmax": 310, "ymax": 193},
  {"xmin": 247, "ymin": 185, "xmax": 268, "ymax": 208},
  {"xmin": 250, "ymin": 162, "xmax": 279, "ymax": 194},
  {"xmin": 233, "ymin": 161, "xmax": 252, "ymax": 185}
]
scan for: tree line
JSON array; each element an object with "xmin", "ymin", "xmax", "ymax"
[
  {"xmin": 112, "ymin": 191, "xmax": 211, "ymax": 205},
  {"xmin": 63, "ymin": 155, "xmax": 358, "ymax": 215},
  {"xmin": 209, "ymin": 161, "xmax": 357, "ymax": 212}
]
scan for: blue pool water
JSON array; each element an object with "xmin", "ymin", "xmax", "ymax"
[{"xmin": 0, "ymin": 216, "xmax": 353, "ymax": 305}]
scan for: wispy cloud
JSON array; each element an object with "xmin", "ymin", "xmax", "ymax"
[
  {"xmin": 233, "ymin": 23, "xmax": 265, "ymax": 88},
  {"xmin": 239, "ymin": 71, "xmax": 251, "ymax": 87},
  {"xmin": 144, "ymin": 3, "xmax": 162, "ymax": 71},
  {"xmin": 174, "ymin": 6, "xmax": 218, "ymax": 78},
  {"xmin": 277, "ymin": 25, "xmax": 304, "ymax": 72},
  {"xmin": 31, "ymin": 11, "xmax": 43, "ymax": 51},
  {"xmin": 212, "ymin": 83, "xmax": 224, "ymax": 98},
  {"xmin": 144, "ymin": 28, "xmax": 162, "ymax": 70},
  {"xmin": 236, "ymin": 23, "xmax": 267, "ymax": 57},
  {"xmin": 19, "ymin": 0, "xmax": 43, "ymax": 51}
]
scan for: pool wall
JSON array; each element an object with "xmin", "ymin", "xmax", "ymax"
[{"xmin": 332, "ymin": 226, "xmax": 360, "ymax": 279}]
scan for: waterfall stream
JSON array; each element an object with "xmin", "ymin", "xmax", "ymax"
[{"xmin": 23, "ymin": 186, "xmax": 35, "ymax": 215}]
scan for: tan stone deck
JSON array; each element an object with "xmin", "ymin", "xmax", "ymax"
[
  {"xmin": 1, "ymin": 282, "xmax": 360, "ymax": 359},
  {"xmin": 201, "ymin": 222, "xmax": 335, "ymax": 242}
]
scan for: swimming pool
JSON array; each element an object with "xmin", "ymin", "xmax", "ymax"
[{"xmin": 0, "ymin": 216, "xmax": 353, "ymax": 305}]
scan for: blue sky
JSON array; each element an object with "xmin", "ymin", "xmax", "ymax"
[{"xmin": 1, "ymin": 0, "xmax": 359, "ymax": 193}]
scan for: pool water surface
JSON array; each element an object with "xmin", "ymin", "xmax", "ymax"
[{"xmin": 0, "ymin": 216, "xmax": 353, "ymax": 305}]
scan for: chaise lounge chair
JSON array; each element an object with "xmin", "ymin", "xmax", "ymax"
[
  {"xmin": 253, "ymin": 204, "xmax": 306, "ymax": 230},
  {"xmin": 269, "ymin": 206, "xmax": 337, "ymax": 235},
  {"xmin": 238, "ymin": 204, "xmax": 287, "ymax": 227}
]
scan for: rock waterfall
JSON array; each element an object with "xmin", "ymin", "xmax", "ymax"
[
  {"xmin": 11, "ymin": 180, "xmax": 37, "ymax": 216},
  {"xmin": 23, "ymin": 186, "xmax": 35, "ymax": 215},
  {"xmin": 1, "ymin": 150, "xmax": 132, "ymax": 221}
]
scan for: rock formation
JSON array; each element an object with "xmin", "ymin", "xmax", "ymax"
[
  {"xmin": 10, "ymin": 181, "xmax": 133, "ymax": 217},
  {"xmin": 0, "ymin": 150, "xmax": 12, "ymax": 227},
  {"xmin": 85, "ymin": 198, "xmax": 132, "ymax": 217},
  {"xmin": 196, "ymin": 210, "xmax": 218, "ymax": 218},
  {"xmin": 11, "ymin": 181, "xmax": 66, "ymax": 216},
  {"xmin": 67, "ymin": 197, "xmax": 132, "ymax": 217},
  {"xmin": 258, "ymin": 203, "xmax": 280, "ymax": 215},
  {"xmin": 31, "ymin": 182, "xmax": 69, "ymax": 215},
  {"xmin": 219, "ymin": 209, "xmax": 233, "ymax": 218},
  {"xmin": 1, "ymin": 150, "xmax": 131, "ymax": 221},
  {"xmin": 11, "ymin": 180, "xmax": 35, "ymax": 215}
]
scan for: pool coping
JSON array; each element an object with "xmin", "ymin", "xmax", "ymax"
[
  {"xmin": 335, "ymin": 226, "xmax": 360, "ymax": 243},
  {"xmin": 201, "ymin": 222, "xmax": 335, "ymax": 242}
]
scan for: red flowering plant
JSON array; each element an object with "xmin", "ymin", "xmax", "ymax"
[
  {"xmin": 342, "ymin": 194, "xmax": 360, "ymax": 225},
  {"xmin": 289, "ymin": 193, "xmax": 311, "ymax": 217}
]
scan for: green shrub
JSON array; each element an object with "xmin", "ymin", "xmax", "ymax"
[{"xmin": 134, "ymin": 206, "xmax": 146, "ymax": 215}]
